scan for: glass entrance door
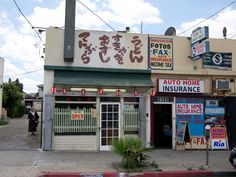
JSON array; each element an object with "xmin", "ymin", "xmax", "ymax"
[{"xmin": 100, "ymin": 103, "xmax": 120, "ymax": 151}]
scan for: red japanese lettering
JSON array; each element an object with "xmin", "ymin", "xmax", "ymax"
[
  {"xmin": 129, "ymin": 36, "xmax": 143, "ymax": 63},
  {"xmin": 78, "ymin": 32, "xmax": 95, "ymax": 64},
  {"xmin": 99, "ymin": 35, "xmax": 110, "ymax": 63},
  {"xmin": 112, "ymin": 34, "xmax": 126, "ymax": 64}
]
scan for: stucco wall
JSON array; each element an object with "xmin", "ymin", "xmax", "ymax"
[{"xmin": 149, "ymin": 34, "xmax": 236, "ymax": 76}]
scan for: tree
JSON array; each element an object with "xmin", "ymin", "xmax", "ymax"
[{"xmin": 2, "ymin": 78, "xmax": 25, "ymax": 118}]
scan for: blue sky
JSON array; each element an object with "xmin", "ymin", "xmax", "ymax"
[{"xmin": 1, "ymin": 0, "xmax": 236, "ymax": 93}]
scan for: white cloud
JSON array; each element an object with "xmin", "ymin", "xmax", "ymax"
[
  {"xmin": 0, "ymin": 0, "xmax": 161, "ymax": 93},
  {"xmin": 76, "ymin": 0, "xmax": 161, "ymax": 31},
  {"xmin": 177, "ymin": 7, "xmax": 236, "ymax": 39}
]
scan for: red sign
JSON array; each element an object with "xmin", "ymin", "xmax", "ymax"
[
  {"xmin": 71, "ymin": 111, "xmax": 84, "ymax": 120},
  {"xmin": 210, "ymin": 127, "xmax": 226, "ymax": 139}
]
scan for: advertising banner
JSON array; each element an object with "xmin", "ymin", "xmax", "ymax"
[
  {"xmin": 149, "ymin": 38, "xmax": 173, "ymax": 70},
  {"xmin": 192, "ymin": 41, "xmax": 210, "ymax": 58},
  {"xmin": 176, "ymin": 97, "xmax": 204, "ymax": 137},
  {"xmin": 203, "ymin": 52, "xmax": 232, "ymax": 70},
  {"xmin": 158, "ymin": 79, "xmax": 204, "ymax": 93},
  {"xmin": 205, "ymin": 99, "xmax": 225, "ymax": 126},
  {"xmin": 210, "ymin": 127, "xmax": 227, "ymax": 149}
]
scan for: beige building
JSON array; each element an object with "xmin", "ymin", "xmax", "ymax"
[{"xmin": 149, "ymin": 32, "xmax": 236, "ymax": 150}]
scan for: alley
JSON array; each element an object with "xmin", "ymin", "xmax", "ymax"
[{"xmin": 0, "ymin": 116, "xmax": 41, "ymax": 150}]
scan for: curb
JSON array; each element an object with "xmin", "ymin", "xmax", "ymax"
[{"xmin": 37, "ymin": 170, "xmax": 236, "ymax": 177}]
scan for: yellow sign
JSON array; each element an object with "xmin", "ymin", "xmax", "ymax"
[
  {"xmin": 149, "ymin": 38, "xmax": 173, "ymax": 70},
  {"xmin": 71, "ymin": 110, "xmax": 84, "ymax": 120}
]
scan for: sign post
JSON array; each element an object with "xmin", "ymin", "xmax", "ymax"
[{"xmin": 205, "ymin": 124, "xmax": 211, "ymax": 168}]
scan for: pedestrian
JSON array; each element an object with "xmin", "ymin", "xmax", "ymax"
[{"xmin": 28, "ymin": 107, "xmax": 39, "ymax": 135}]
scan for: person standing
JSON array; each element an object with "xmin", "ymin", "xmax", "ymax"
[{"xmin": 28, "ymin": 107, "xmax": 39, "ymax": 135}]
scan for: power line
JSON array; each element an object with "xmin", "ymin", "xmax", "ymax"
[
  {"xmin": 76, "ymin": 0, "xmax": 116, "ymax": 32},
  {"xmin": 2, "ymin": 68, "xmax": 43, "ymax": 77},
  {"xmin": 12, "ymin": 0, "xmax": 42, "ymax": 42},
  {"xmin": 178, "ymin": 0, "xmax": 236, "ymax": 35}
]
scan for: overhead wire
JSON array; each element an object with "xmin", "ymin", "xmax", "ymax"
[
  {"xmin": 76, "ymin": 0, "xmax": 116, "ymax": 32},
  {"xmin": 178, "ymin": 0, "xmax": 236, "ymax": 35},
  {"xmin": 12, "ymin": 0, "xmax": 42, "ymax": 42},
  {"xmin": 2, "ymin": 68, "xmax": 43, "ymax": 78}
]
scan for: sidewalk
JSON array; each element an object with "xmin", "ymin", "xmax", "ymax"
[
  {"xmin": 0, "ymin": 149, "xmax": 235, "ymax": 177},
  {"xmin": 0, "ymin": 118, "xmax": 235, "ymax": 177}
]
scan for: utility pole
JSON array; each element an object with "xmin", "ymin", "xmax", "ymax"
[{"xmin": 64, "ymin": 0, "xmax": 76, "ymax": 62}]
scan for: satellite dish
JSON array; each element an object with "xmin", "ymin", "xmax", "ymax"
[{"xmin": 164, "ymin": 27, "xmax": 176, "ymax": 36}]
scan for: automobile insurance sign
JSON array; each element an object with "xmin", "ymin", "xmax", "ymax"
[{"xmin": 158, "ymin": 79, "xmax": 204, "ymax": 93}]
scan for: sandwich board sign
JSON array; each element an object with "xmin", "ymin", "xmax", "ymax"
[{"xmin": 176, "ymin": 121, "xmax": 191, "ymax": 145}]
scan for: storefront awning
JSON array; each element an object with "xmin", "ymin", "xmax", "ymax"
[{"xmin": 54, "ymin": 70, "xmax": 153, "ymax": 88}]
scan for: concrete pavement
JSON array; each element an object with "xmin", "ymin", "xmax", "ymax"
[
  {"xmin": 0, "ymin": 149, "xmax": 235, "ymax": 177},
  {"xmin": 0, "ymin": 118, "xmax": 236, "ymax": 177}
]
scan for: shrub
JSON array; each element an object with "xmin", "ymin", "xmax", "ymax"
[
  {"xmin": 112, "ymin": 137, "xmax": 152, "ymax": 169},
  {"xmin": 0, "ymin": 118, "xmax": 9, "ymax": 126}
]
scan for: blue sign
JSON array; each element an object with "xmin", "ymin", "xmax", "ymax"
[
  {"xmin": 205, "ymin": 107, "xmax": 225, "ymax": 116},
  {"xmin": 176, "ymin": 97, "xmax": 204, "ymax": 136}
]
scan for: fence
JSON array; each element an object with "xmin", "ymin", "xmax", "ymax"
[
  {"xmin": 54, "ymin": 107, "xmax": 139, "ymax": 134},
  {"xmin": 54, "ymin": 108, "xmax": 97, "ymax": 134},
  {"xmin": 123, "ymin": 108, "xmax": 139, "ymax": 132}
]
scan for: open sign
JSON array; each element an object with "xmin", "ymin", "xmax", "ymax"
[{"xmin": 71, "ymin": 110, "xmax": 84, "ymax": 120}]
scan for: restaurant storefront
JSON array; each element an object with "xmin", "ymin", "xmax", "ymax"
[{"xmin": 43, "ymin": 28, "xmax": 153, "ymax": 151}]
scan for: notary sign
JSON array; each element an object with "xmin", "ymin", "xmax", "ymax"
[
  {"xmin": 149, "ymin": 37, "xmax": 173, "ymax": 70},
  {"xmin": 158, "ymin": 79, "xmax": 204, "ymax": 93},
  {"xmin": 71, "ymin": 110, "xmax": 84, "ymax": 120}
]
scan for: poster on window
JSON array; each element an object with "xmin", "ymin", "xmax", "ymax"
[
  {"xmin": 176, "ymin": 97, "xmax": 204, "ymax": 137},
  {"xmin": 149, "ymin": 37, "xmax": 173, "ymax": 70}
]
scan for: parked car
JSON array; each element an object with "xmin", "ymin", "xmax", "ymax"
[{"xmin": 229, "ymin": 146, "xmax": 236, "ymax": 168}]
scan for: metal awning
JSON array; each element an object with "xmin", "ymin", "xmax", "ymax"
[{"xmin": 54, "ymin": 70, "xmax": 153, "ymax": 88}]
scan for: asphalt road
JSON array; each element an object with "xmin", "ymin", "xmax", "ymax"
[{"xmin": 0, "ymin": 116, "xmax": 41, "ymax": 150}]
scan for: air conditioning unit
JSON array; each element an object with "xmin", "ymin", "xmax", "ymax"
[{"xmin": 213, "ymin": 80, "xmax": 230, "ymax": 90}]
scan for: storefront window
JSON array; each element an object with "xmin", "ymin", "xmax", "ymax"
[
  {"xmin": 123, "ymin": 97, "xmax": 139, "ymax": 135},
  {"xmin": 54, "ymin": 96, "xmax": 97, "ymax": 135}
]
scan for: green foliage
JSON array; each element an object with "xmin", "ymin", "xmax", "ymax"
[
  {"xmin": 150, "ymin": 160, "xmax": 162, "ymax": 171},
  {"xmin": 112, "ymin": 137, "xmax": 152, "ymax": 170},
  {"xmin": 0, "ymin": 118, "xmax": 9, "ymax": 126},
  {"xmin": 2, "ymin": 78, "xmax": 25, "ymax": 118}
]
